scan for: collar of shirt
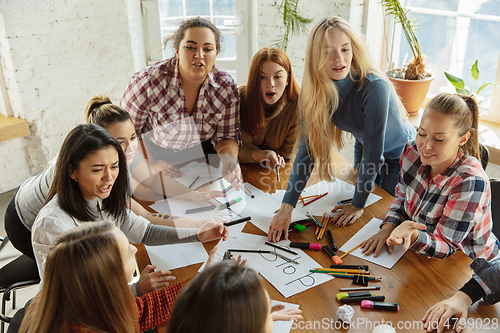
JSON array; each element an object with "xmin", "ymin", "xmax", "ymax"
[
  {"xmin": 166, "ymin": 59, "xmax": 221, "ymax": 92},
  {"xmin": 425, "ymin": 149, "xmax": 465, "ymax": 190}
]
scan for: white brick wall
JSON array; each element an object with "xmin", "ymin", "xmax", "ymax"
[
  {"xmin": 255, "ymin": 0, "xmax": 358, "ymax": 85},
  {"xmin": 0, "ymin": 0, "xmax": 137, "ymax": 193}
]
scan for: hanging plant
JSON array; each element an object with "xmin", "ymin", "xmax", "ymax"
[{"xmin": 273, "ymin": 0, "xmax": 312, "ymax": 52}]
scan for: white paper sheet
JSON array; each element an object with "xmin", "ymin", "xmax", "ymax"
[
  {"xmin": 338, "ymin": 218, "xmax": 407, "ymax": 269},
  {"xmin": 271, "ymin": 300, "xmax": 301, "ymax": 333},
  {"xmin": 237, "ymin": 184, "xmax": 308, "ymax": 233},
  {"xmin": 200, "ymin": 233, "xmax": 333, "ymax": 298},
  {"xmin": 145, "ymin": 242, "xmax": 208, "ymax": 271},
  {"xmin": 293, "ymin": 180, "xmax": 382, "ymax": 216},
  {"xmin": 175, "ymin": 161, "xmax": 222, "ymax": 188}
]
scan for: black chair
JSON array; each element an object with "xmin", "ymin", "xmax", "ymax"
[
  {"xmin": 479, "ymin": 143, "xmax": 489, "ymax": 171},
  {"xmin": 490, "ymin": 178, "xmax": 500, "ymax": 239},
  {"xmin": 0, "ymin": 239, "xmax": 40, "ymax": 333}
]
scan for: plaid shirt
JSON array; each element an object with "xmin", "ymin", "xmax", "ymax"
[
  {"xmin": 382, "ymin": 141, "xmax": 499, "ymax": 260},
  {"xmin": 120, "ymin": 58, "xmax": 240, "ymax": 150}
]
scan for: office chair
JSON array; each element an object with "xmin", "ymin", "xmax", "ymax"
[
  {"xmin": 479, "ymin": 143, "xmax": 489, "ymax": 171},
  {"xmin": 0, "ymin": 237, "xmax": 40, "ymax": 333},
  {"xmin": 490, "ymin": 178, "xmax": 500, "ymax": 239}
]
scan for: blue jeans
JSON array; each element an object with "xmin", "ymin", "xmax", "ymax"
[{"xmin": 353, "ymin": 139, "xmax": 400, "ymax": 196}]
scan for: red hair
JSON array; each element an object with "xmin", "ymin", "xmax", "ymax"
[{"xmin": 241, "ymin": 47, "xmax": 300, "ymax": 136}]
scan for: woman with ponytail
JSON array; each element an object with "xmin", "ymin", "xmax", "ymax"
[
  {"xmin": 362, "ymin": 93, "xmax": 499, "ymax": 261},
  {"xmin": 269, "ymin": 17, "xmax": 415, "ymax": 242}
]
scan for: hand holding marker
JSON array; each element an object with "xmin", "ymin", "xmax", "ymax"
[{"xmin": 218, "ymin": 197, "xmax": 242, "ymax": 210}]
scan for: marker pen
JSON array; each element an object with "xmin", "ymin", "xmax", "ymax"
[
  {"xmin": 218, "ymin": 197, "xmax": 242, "ymax": 210},
  {"xmin": 185, "ymin": 205, "xmax": 215, "ymax": 214},
  {"xmin": 361, "ymin": 300, "xmax": 400, "ymax": 311},
  {"xmin": 337, "ymin": 198, "xmax": 352, "ymax": 205},
  {"xmin": 290, "ymin": 242, "xmax": 322, "ymax": 250},
  {"xmin": 327, "ymin": 229, "xmax": 338, "ymax": 252},
  {"xmin": 224, "ymin": 216, "xmax": 251, "ymax": 227},
  {"xmin": 322, "ymin": 245, "xmax": 342, "ymax": 265},
  {"xmin": 342, "ymin": 296, "xmax": 385, "ymax": 304},
  {"xmin": 336, "ymin": 291, "xmax": 373, "ymax": 300},
  {"xmin": 238, "ymin": 182, "xmax": 255, "ymax": 198}
]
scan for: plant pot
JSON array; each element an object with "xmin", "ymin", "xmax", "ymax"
[{"xmin": 387, "ymin": 70, "xmax": 434, "ymax": 116}]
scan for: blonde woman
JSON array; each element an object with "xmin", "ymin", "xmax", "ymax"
[{"xmin": 269, "ymin": 17, "xmax": 415, "ymax": 242}]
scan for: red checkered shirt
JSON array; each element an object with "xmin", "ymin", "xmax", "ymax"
[
  {"xmin": 120, "ymin": 58, "xmax": 240, "ymax": 150},
  {"xmin": 382, "ymin": 141, "xmax": 499, "ymax": 260}
]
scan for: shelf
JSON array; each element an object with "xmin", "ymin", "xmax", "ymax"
[{"xmin": 0, "ymin": 114, "xmax": 30, "ymax": 142}]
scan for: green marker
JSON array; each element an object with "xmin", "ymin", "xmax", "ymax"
[{"xmin": 218, "ymin": 197, "xmax": 242, "ymax": 210}]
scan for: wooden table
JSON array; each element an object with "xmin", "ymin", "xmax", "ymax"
[{"xmin": 135, "ymin": 151, "xmax": 500, "ymax": 333}]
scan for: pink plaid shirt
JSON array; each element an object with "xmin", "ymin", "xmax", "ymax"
[
  {"xmin": 120, "ymin": 58, "xmax": 240, "ymax": 150},
  {"xmin": 382, "ymin": 141, "xmax": 499, "ymax": 260}
]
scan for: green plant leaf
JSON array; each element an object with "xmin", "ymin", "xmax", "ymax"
[
  {"xmin": 471, "ymin": 59, "xmax": 479, "ymax": 81},
  {"xmin": 444, "ymin": 71, "xmax": 465, "ymax": 89},
  {"xmin": 476, "ymin": 82, "xmax": 499, "ymax": 95},
  {"xmin": 456, "ymin": 87, "xmax": 467, "ymax": 94}
]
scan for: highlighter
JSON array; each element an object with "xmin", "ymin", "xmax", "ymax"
[
  {"xmin": 341, "ymin": 295, "xmax": 385, "ymax": 304},
  {"xmin": 361, "ymin": 300, "xmax": 400, "ymax": 311},
  {"xmin": 290, "ymin": 242, "xmax": 322, "ymax": 250},
  {"xmin": 322, "ymin": 245, "xmax": 342, "ymax": 265},
  {"xmin": 218, "ymin": 197, "xmax": 242, "ymax": 210},
  {"xmin": 336, "ymin": 291, "xmax": 373, "ymax": 300}
]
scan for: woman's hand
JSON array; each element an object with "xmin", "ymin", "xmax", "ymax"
[
  {"xmin": 268, "ymin": 203, "xmax": 293, "ymax": 243},
  {"xmin": 361, "ymin": 223, "xmax": 396, "ymax": 257},
  {"xmin": 422, "ymin": 291, "xmax": 472, "ymax": 333},
  {"xmin": 220, "ymin": 157, "xmax": 242, "ymax": 189},
  {"xmin": 151, "ymin": 160, "xmax": 182, "ymax": 178},
  {"xmin": 386, "ymin": 221, "xmax": 426, "ymax": 251},
  {"xmin": 271, "ymin": 304, "xmax": 303, "ymax": 322},
  {"xmin": 330, "ymin": 204, "xmax": 364, "ymax": 227},
  {"xmin": 205, "ymin": 246, "xmax": 247, "ymax": 270},
  {"xmin": 196, "ymin": 219, "xmax": 229, "ymax": 242},
  {"xmin": 262, "ymin": 151, "xmax": 285, "ymax": 170},
  {"xmin": 138, "ymin": 265, "xmax": 176, "ymax": 294}
]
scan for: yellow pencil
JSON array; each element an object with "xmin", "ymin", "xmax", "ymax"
[
  {"xmin": 339, "ymin": 241, "xmax": 365, "ymax": 259},
  {"xmin": 315, "ymin": 213, "xmax": 326, "ymax": 235},
  {"xmin": 317, "ymin": 215, "xmax": 328, "ymax": 240}
]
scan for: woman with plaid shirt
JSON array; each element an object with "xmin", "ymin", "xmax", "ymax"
[{"xmin": 362, "ymin": 93, "xmax": 499, "ymax": 261}]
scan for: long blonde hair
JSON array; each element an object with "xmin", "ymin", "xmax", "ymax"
[{"xmin": 300, "ymin": 17, "xmax": 405, "ymax": 180}]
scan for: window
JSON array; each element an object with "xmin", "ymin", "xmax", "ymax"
[
  {"xmin": 390, "ymin": 0, "xmax": 500, "ymax": 114},
  {"xmin": 141, "ymin": 0, "xmax": 250, "ymax": 85}
]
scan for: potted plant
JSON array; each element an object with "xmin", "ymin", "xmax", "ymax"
[{"xmin": 382, "ymin": 0, "xmax": 434, "ymax": 115}]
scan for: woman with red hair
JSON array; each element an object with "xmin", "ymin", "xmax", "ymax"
[{"xmin": 238, "ymin": 47, "xmax": 300, "ymax": 170}]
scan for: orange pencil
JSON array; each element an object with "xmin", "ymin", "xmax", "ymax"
[
  {"xmin": 317, "ymin": 215, "xmax": 329, "ymax": 240},
  {"xmin": 339, "ymin": 241, "xmax": 365, "ymax": 259},
  {"xmin": 315, "ymin": 213, "xmax": 326, "ymax": 235}
]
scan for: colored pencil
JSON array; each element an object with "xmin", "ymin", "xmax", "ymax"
[
  {"xmin": 315, "ymin": 213, "xmax": 326, "ymax": 235},
  {"xmin": 313, "ymin": 268, "xmax": 371, "ymax": 274},
  {"xmin": 303, "ymin": 192, "xmax": 328, "ymax": 206},
  {"xmin": 339, "ymin": 241, "xmax": 365, "ymax": 259},
  {"xmin": 328, "ymin": 273, "xmax": 381, "ymax": 281}
]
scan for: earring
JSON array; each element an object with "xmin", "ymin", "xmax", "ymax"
[{"xmin": 73, "ymin": 178, "xmax": 78, "ymax": 182}]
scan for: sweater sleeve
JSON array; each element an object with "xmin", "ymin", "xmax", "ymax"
[
  {"xmin": 136, "ymin": 279, "xmax": 189, "ymax": 331},
  {"xmin": 351, "ymin": 81, "xmax": 391, "ymax": 208},
  {"xmin": 282, "ymin": 138, "xmax": 313, "ymax": 207},
  {"xmin": 141, "ymin": 223, "xmax": 198, "ymax": 245},
  {"xmin": 239, "ymin": 130, "xmax": 260, "ymax": 163},
  {"xmin": 274, "ymin": 112, "xmax": 298, "ymax": 160},
  {"xmin": 469, "ymin": 257, "xmax": 500, "ymax": 305}
]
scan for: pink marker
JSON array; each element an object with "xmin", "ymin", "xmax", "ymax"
[
  {"xmin": 290, "ymin": 242, "xmax": 322, "ymax": 250},
  {"xmin": 361, "ymin": 300, "xmax": 400, "ymax": 312}
]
